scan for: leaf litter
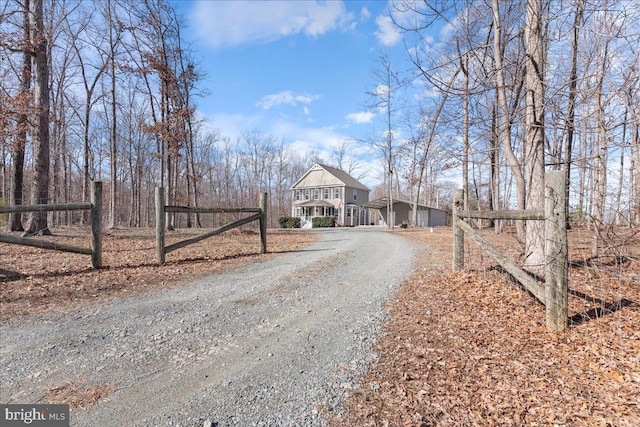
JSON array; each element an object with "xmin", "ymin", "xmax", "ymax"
[{"xmin": 331, "ymin": 227, "xmax": 639, "ymax": 427}]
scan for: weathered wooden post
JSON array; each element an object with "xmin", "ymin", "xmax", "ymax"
[
  {"xmin": 259, "ymin": 192, "xmax": 267, "ymax": 254},
  {"xmin": 453, "ymin": 189, "xmax": 464, "ymax": 271},
  {"xmin": 155, "ymin": 187, "xmax": 165, "ymax": 264},
  {"xmin": 545, "ymin": 171, "xmax": 568, "ymax": 331},
  {"xmin": 90, "ymin": 181, "xmax": 103, "ymax": 268}
]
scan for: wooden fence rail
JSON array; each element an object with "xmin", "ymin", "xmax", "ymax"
[
  {"xmin": 452, "ymin": 171, "xmax": 568, "ymax": 331},
  {"xmin": 0, "ymin": 181, "xmax": 103, "ymax": 268},
  {"xmin": 155, "ymin": 188, "xmax": 267, "ymax": 264}
]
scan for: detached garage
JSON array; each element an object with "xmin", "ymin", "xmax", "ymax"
[{"xmin": 365, "ymin": 198, "xmax": 447, "ymax": 227}]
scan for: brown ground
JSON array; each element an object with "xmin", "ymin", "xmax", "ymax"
[
  {"xmin": 0, "ymin": 227, "xmax": 316, "ymax": 321},
  {"xmin": 332, "ymin": 227, "xmax": 640, "ymax": 427},
  {"xmin": 1, "ymin": 226, "xmax": 639, "ymax": 425}
]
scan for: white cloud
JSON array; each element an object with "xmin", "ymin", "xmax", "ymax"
[
  {"xmin": 191, "ymin": 1, "xmax": 355, "ymax": 48},
  {"xmin": 346, "ymin": 111, "xmax": 375, "ymax": 124},
  {"xmin": 375, "ymin": 84, "xmax": 390, "ymax": 97},
  {"xmin": 204, "ymin": 112, "xmax": 264, "ymax": 141},
  {"xmin": 374, "ymin": 15, "xmax": 401, "ymax": 46},
  {"xmin": 360, "ymin": 7, "xmax": 371, "ymax": 21},
  {"xmin": 256, "ymin": 91, "xmax": 320, "ymax": 110},
  {"xmin": 197, "ymin": 108, "xmax": 384, "ymax": 187}
]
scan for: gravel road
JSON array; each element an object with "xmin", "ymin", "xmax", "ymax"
[{"xmin": 1, "ymin": 228, "xmax": 416, "ymax": 427}]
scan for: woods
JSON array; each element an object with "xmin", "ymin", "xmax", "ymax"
[
  {"xmin": 1, "ymin": 0, "xmax": 639, "ymax": 241},
  {"xmin": 382, "ymin": 0, "xmax": 639, "ymax": 259},
  {"xmin": 0, "ymin": 0, "xmax": 314, "ymax": 231}
]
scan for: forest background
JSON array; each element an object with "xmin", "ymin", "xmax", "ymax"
[{"xmin": 0, "ymin": 0, "xmax": 638, "ymax": 238}]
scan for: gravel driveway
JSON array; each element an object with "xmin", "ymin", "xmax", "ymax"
[{"xmin": 1, "ymin": 228, "xmax": 416, "ymax": 427}]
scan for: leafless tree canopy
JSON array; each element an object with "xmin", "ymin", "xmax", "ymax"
[{"xmin": 0, "ymin": 0, "xmax": 639, "ymax": 240}]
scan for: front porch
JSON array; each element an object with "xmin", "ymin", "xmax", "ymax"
[{"xmin": 292, "ymin": 201, "xmax": 369, "ymax": 227}]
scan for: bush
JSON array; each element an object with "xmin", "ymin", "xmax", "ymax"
[
  {"xmin": 279, "ymin": 217, "xmax": 301, "ymax": 228},
  {"xmin": 312, "ymin": 216, "xmax": 335, "ymax": 228}
]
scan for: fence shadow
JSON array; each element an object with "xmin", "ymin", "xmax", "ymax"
[
  {"xmin": 0, "ymin": 268, "xmax": 27, "ymax": 282},
  {"xmin": 0, "ymin": 247, "xmax": 319, "ymax": 284},
  {"xmin": 568, "ymin": 289, "xmax": 638, "ymax": 325}
]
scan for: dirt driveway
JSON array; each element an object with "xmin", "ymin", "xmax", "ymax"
[{"xmin": 0, "ymin": 228, "xmax": 416, "ymax": 426}]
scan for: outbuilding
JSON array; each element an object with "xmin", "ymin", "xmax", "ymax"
[{"xmin": 365, "ymin": 197, "xmax": 446, "ymax": 227}]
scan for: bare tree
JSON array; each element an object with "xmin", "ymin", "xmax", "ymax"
[
  {"xmin": 330, "ymin": 139, "xmax": 365, "ymax": 181},
  {"xmin": 492, "ymin": 0, "xmax": 526, "ymax": 240},
  {"xmin": 9, "ymin": 0, "xmax": 30, "ymax": 231},
  {"xmin": 367, "ymin": 54, "xmax": 403, "ymax": 228},
  {"xmin": 23, "ymin": 0, "xmax": 49, "ymax": 236},
  {"xmin": 522, "ymin": 0, "xmax": 547, "ymax": 271}
]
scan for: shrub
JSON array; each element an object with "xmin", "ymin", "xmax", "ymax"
[
  {"xmin": 279, "ymin": 216, "xmax": 301, "ymax": 228},
  {"xmin": 312, "ymin": 216, "xmax": 335, "ymax": 228}
]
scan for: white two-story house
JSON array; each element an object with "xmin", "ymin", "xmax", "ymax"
[{"xmin": 291, "ymin": 163, "xmax": 370, "ymax": 227}]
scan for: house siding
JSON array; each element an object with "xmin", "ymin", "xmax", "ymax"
[{"xmin": 290, "ymin": 164, "xmax": 370, "ymax": 227}]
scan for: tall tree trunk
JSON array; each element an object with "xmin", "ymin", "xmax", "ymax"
[
  {"xmin": 577, "ymin": 118, "xmax": 588, "ymax": 225},
  {"xmin": 615, "ymin": 110, "xmax": 627, "ymax": 226},
  {"xmin": 10, "ymin": 0, "xmax": 31, "ymax": 232},
  {"xmin": 565, "ymin": 0, "xmax": 584, "ymax": 229},
  {"xmin": 592, "ymin": 39, "xmax": 610, "ymax": 256},
  {"xmin": 23, "ymin": 0, "xmax": 50, "ymax": 236},
  {"xmin": 108, "ymin": 0, "xmax": 118, "ymax": 229},
  {"xmin": 523, "ymin": 0, "xmax": 547, "ymax": 272},
  {"xmin": 462, "ymin": 52, "xmax": 470, "ymax": 211},
  {"xmin": 490, "ymin": 96, "xmax": 502, "ymax": 233},
  {"xmin": 633, "ymin": 121, "xmax": 640, "ymax": 226},
  {"xmin": 492, "ymin": 0, "xmax": 526, "ymax": 240}
]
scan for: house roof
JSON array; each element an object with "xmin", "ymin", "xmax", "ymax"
[
  {"xmin": 364, "ymin": 197, "xmax": 446, "ymax": 212},
  {"xmin": 291, "ymin": 163, "xmax": 370, "ymax": 191}
]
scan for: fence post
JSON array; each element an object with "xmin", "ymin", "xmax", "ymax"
[
  {"xmin": 545, "ymin": 171, "xmax": 568, "ymax": 332},
  {"xmin": 90, "ymin": 181, "xmax": 103, "ymax": 268},
  {"xmin": 259, "ymin": 192, "xmax": 267, "ymax": 254},
  {"xmin": 156, "ymin": 187, "xmax": 165, "ymax": 264},
  {"xmin": 453, "ymin": 189, "xmax": 464, "ymax": 271}
]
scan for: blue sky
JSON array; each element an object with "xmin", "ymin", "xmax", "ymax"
[{"xmin": 172, "ymin": 0, "xmax": 413, "ymax": 187}]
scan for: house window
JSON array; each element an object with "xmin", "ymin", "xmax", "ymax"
[
  {"xmin": 353, "ymin": 189, "xmax": 357, "ymax": 201},
  {"xmin": 304, "ymin": 189, "xmax": 310, "ymax": 200},
  {"xmin": 313, "ymin": 189, "xmax": 320, "ymax": 200},
  {"xmin": 295, "ymin": 207, "xmax": 301, "ymax": 217},
  {"xmin": 334, "ymin": 187, "xmax": 340, "ymax": 199},
  {"xmin": 323, "ymin": 188, "xmax": 330, "ymax": 199},
  {"xmin": 346, "ymin": 209, "xmax": 351, "ymax": 218},
  {"xmin": 295, "ymin": 190, "xmax": 301, "ymax": 201},
  {"xmin": 335, "ymin": 208, "xmax": 340, "ymax": 218}
]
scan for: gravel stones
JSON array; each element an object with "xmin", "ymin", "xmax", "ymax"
[{"xmin": 0, "ymin": 228, "xmax": 415, "ymax": 426}]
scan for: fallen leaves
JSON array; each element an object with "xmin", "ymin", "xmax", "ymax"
[
  {"xmin": 44, "ymin": 378, "xmax": 115, "ymax": 409},
  {"xmin": 331, "ymin": 227, "xmax": 640, "ymax": 427},
  {"xmin": 0, "ymin": 227, "xmax": 317, "ymax": 321}
]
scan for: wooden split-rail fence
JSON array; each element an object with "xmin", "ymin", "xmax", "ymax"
[
  {"xmin": 0, "ymin": 181, "xmax": 103, "ymax": 268},
  {"xmin": 452, "ymin": 170, "xmax": 569, "ymax": 331},
  {"xmin": 0, "ymin": 182, "xmax": 268, "ymax": 269},
  {"xmin": 155, "ymin": 188, "xmax": 267, "ymax": 264}
]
